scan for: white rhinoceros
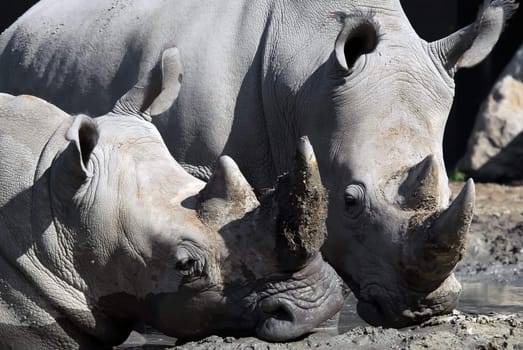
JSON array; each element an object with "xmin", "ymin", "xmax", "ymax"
[
  {"xmin": 0, "ymin": 48, "xmax": 343, "ymax": 349},
  {"xmin": 0, "ymin": 0, "xmax": 516, "ymax": 327}
]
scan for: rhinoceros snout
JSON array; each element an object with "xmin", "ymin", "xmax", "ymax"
[
  {"xmin": 256, "ymin": 298, "xmax": 298, "ymax": 341},
  {"xmin": 255, "ymin": 255, "xmax": 344, "ymax": 341},
  {"xmin": 256, "ymin": 291, "xmax": 343, "ymax": 341},
  {"xmin": 356, "ymin": 274, "xmax": 462, "ymax": 328}
]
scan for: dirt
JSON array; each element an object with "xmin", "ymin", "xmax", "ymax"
[
  {"xmin": 453, "ymin": 182, "xmax": 523, "ymax": 283},
  {"xmin": 164, "ymin": 311, "xmax": 523, "ymax": 350},
  {"xmin": 121, "ymin": 182, "xmax": 523, "ymax": 350}
]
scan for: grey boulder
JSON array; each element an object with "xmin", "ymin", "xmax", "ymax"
[{"xmin": 459, "ymin": 43, "xmax": 523, "ymax": 183}]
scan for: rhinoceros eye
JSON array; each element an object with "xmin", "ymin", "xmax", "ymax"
[
  {"xmin": 176, "ymin": 257, "xmax": 197, "ymax": 275},
  {"xmin": 344, "ymin": 184, "xmax": 366, "ymax": 218},
  {"xmin": 175, "ymin": 244, "xmax": 205, "ymax": 278}
]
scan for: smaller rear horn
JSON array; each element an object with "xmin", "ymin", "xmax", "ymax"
[{"xmin": 197, "ymin": 156, "xmax": 259, "ymax": 228}]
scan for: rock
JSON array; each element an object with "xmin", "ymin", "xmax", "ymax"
[{"xmin": 458, "ymin": 44, "xmax": 523, "ymax": 183}]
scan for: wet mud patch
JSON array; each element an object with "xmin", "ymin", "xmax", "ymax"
[{"xmin": 453, "ymin": 182, "xmax": 523, "ymax": 282}]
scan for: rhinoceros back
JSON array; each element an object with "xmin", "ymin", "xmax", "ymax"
[{"xmin": 0, "ymin": 0, "xmax": 279, "ymax": 189}]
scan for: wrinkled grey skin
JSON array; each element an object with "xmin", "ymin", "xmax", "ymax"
[
  {"xmin": 0, "ymin": 49, "xmax": 343, "ymax": 349},
  {"xmin": 0, "ymin": 0, "xmax": 517, "ymax": 327}
]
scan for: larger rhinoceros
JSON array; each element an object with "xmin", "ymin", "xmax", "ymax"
[
  {"xmin": 0, "ymin": 0, "xmax": 516, "ymax": 327},
  {"xmin": 0, "ymin": 48, "xmax": 344, "ymax": 349}
]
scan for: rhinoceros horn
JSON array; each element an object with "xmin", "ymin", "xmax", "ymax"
[
  {"xmin": 400, "ymin": 155, "xmax": 440, "ymax": 211},
  {"xmin": 274, "ymin": 136, "xmax": 328, "ymax": 264},
  {"xmin": 196, "ymin": 156, "xmax": 259, "ymax": 228},
  {"xmin": 406, "ymin": 179, "xmax": 475, "ymax": 288},
  {"xmin": 424, "ymin": 179, "xmax": 475, "ymax": 273},
  {"xmin": 198, "ymin": 137, "xmax": 327, "ymax": 266}
]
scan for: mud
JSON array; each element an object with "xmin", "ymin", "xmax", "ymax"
[
  {"xmin": 119, "ymin": 182, "xmax": 523, "ymax": 350},
  {"xmin": 453, "ymin": 182, "xmax": 523, "ymax": 283},
  {"xmin": 162, "ymin": 312, "xmax": 523, "ymax": 350}
]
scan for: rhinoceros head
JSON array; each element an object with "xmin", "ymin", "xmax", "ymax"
[
  {"xmin": 49, "ymin": 48, "xmax": 342, "ymax": 343},
  {"xmin": 145, "ymin": 137, "xmax": 343, "ymax": 341},
  {"xmin": 265, "ymin": 0, "xmax": 516, "ymax": 327}
]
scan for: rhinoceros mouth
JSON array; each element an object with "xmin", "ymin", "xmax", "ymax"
[
  {"xmin": 355, "ymin": 274, "xmax": 462, "ymax": 328},
  {"xmin": 356, "ymin": 283, "xmax": 401, "ymax": 326},
  {"xmin": 357, "ymin": 293, "xmax": 422, "ymax": 328}
]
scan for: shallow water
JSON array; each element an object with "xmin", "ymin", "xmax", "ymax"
[
  {"xmin": 116, "ymin": 328, "xmax": 177, "ymax": 349},
  {"xmin": 459, "ymin": 281, "xmax": 523, "ymax": 314},
  {"xmin": 117, "ymin": 281, "xmax": 523, "ymax": 348},
  {"xmin": 338, "ymin": 281, "xmax": 523, "ymax": 332}
]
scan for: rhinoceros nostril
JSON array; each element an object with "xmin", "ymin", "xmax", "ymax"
[
  {"xmin": 261, "ymin": 299, "xmax": 295, "ymax": 323},
  {"xmin": 371, "ymin": 299, "xmax": 385, "ymax": 316},
  {"xmin": 270, "ymin": 306, "xmax": 293, "ymax": 322}
]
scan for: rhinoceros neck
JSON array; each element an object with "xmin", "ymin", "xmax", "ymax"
[{"xmin": 0, "ymin": 255, "xmax": 115, "ymax": 349}]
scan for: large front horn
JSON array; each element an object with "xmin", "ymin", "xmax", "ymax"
[
  {"xmin": 405, "ymin": 179, "xmax": 475, "ymax": 289},
  {"xmin": 197, "ymin": 156, "xmax": 259, "ymax": 228},
  {"xmin": 425, "ymin": 179, "xmax": 475, "ymax": 270},
  {"xmin": 274, "ymin": 136, "xmax": 328, "ymax": 265}
]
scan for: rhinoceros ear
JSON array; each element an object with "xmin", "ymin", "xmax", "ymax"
[
  {"xmin": 112, "ymin": 47, "xmax": 183, "ymax": 121},
  {"xmin": 65, "ymin": 115, "xmax": 99, "ymax": 177},
  {"xmin": 430, "ymin": 0, "xmax": 518, "ymax": 72},
  {"xmin": 332, "ymin": 12, "xmax": 379, "ymax": 74},
  {"xmin": 148, "ymin": 47, "xmax": 183, "ymax": 116}
]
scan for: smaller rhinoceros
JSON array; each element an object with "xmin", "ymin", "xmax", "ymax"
[{"xmin": 0, "ymin": 48, "xmax": 344, "ymax": 349}]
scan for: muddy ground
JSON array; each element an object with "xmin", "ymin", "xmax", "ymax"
[
  {"xmin": 121, "ymin": 182, "xmax": 523, "ymax": 350},
  {"xmin": 453, "ymin": 182, "xmax": 523, "ymax": 283}
]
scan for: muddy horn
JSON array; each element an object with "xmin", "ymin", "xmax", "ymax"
[
  {"xmin": 407, "ymin": 179, "xmax": 475, "ymax": 287},
  {"xmin": 426, "ymin": 179, "xmax": 475, "ymax": 266},
  {"xmin": 274, "ymin": 136, "xmax": 328, "ymax": 264}
]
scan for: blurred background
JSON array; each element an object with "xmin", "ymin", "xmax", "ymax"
[
  {"xmin": 1, "ymin": 0, "xmax": 522, "ymax": 172},
  {"xmin": 402, "ymin": 0, "xmax": 523, "ymax": 172}
]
